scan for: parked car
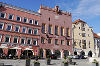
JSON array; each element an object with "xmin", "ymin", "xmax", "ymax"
[{"xmin": 50, "ymin": 54, "xmax": 57, "ymax": 59}]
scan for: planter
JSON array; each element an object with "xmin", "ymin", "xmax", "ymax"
[
  {"xmin": 26, "ymin": 59, "xmax": 30, "ymax": 66},
  {"xmin": 61, "ymin": 63, "xmax": 69, "ymax": 66},
  {"xmin": 46, "ymin": 58, "xmax": 51, "ymax": 65},
  {"xmin": 92, "ymin": 63, "xmax": 99, "ymax": 66},
  {"xmin": 32, "ymin": 63, "xmax": 40, "ymax": 66}
]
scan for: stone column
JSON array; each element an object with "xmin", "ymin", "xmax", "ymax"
[
  {"xmin": 43, "ymin": 49, "xmax": 46, "ymax": 58},
  {"xmin": 51, "ymin": 49, "xmax": 54, "ymax": 54},
  {"xmin": 60, "ymin": 50, "xmax": 64, "ymax": 58}
]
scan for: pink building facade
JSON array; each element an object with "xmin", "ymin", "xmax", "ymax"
[
  {"xmin": 0, "ymin": 2, "xmax": 40, "ymax": 58},
  {"xmin": 0, "ymin": 2, "xmax": 73, "ymax": 59},
  {"xmin": 38, "ymin": 5, "xmax": 72, "ymax": 58}
]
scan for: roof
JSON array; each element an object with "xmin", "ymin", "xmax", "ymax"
[
  {"xmin": 72, "ymin": 19, "xmax": 86, "ymax": 24},
  {"xmin": 0, "ymin": 2, "xmax": 40, "ymax": 16},
  {"xmin": 94, "ymin": 33, "xmax": 100, "ymax": 38}
]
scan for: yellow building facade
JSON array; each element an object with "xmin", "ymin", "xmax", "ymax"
[{"xmin": 72, "ymin": 19, "xmax": 95, "ymax": 56}]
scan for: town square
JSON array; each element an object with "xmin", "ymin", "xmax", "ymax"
[{"xmin": 0, "ymin": 0, "xmax": 100, "ymax": 66}]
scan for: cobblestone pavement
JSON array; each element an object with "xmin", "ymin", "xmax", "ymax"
[{"xmin": 0, "ymin": 59, "xmax": 92, "ymax": 66}]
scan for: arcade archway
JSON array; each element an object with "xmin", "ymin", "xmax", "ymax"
[
  {"xmin": 64, "ymin": 50, "xmax": 69, "ymax": 57},
  {"xmin": 55, "ymin": 50, "xmax": 61, "ymax": 58}
]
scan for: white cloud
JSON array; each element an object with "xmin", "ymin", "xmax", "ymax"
[{"xmin": 73, "ymin": 0, "xmax": 100, "ymax": 17}]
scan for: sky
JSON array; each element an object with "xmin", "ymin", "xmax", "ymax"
[{"xmin": 0, "ymin": 0, "xmax": 100, "ymax": 33}]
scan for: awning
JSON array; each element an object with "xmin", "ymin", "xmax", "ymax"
[
  {"xmin": 0, "ymin": 46, "xmax": 8, "ymax": 48},
  {"xmin": 10, "ymin": 47, "xmax": 21, "ymax": 49},
  {"xmin": 24, "ymin": 48, "xmax": 33, "ymax": 50}
]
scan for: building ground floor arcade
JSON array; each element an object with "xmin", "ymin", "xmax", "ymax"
[{"xmin": 38, "ymin": 48, "xmax": 71, "ymax": 58}]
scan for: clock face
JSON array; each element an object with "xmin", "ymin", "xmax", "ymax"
[{"xmin": 55, "ymin": 15, "xmax": 59, "ymax": 19}]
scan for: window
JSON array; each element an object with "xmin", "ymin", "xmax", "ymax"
[
  {"xmin": 34, "ymin": 29, "xmax": 38, "ymax": 35},
  {"xmin": 82, "ymin": 33, "xmax": 86, "ymax": 37},
  {"xmin": 61, "ymin": 40, "xmax": 64, "ymax": 45},
  {"xmin": 0, "ymin": 12, "xmax": 6, "ymax": 18},
  {"xmin": 0, "ymin": 35, "xmax": 2, "ymax": 42},
  {"xmin": 49, "ymin": 25, "xmax": 52, "ymax": 34},
  {"xmin": 79, "ymin": 33, "xmax": 81, "ymax": 36},
  {"xmin": 79, "ymin": 27, "xmax": 80, "ymax": 29},
  {"xmin": 48, "ymin": 38, "xmax": 52, "ymax": 44},
  {"xmin": 22, "ymin": 27, "xmax": 26, "ymax": 33},
  {"xmin": 67, "ymin": 40, "xmax": 70, "ymax": 46},
  {"xmin": 82, "ymin": 23, "xmax": 85, "ymax": 27},
  {"xmin": 55, "ymin": 39, "xmax": 58, "ymax": 44},
  {"xmin": 55, "ymin": 26, "xmax": 58, "ymax": 35},
  {"xmin": 33, "ymin": 39, "xmax": 38, "ymax": 46},
  {"xmin": 13, "ymin": 37, "xmax": 19, "ymax": 43},
  {"xmin": 29, "ymin": 19, "xmax": 33, "ymax": 24},
  {"xmin": 15, "ymin": 25, "xmax": 20, "ymax": 32},
  {"xmin": 82, "ymin": 40, "xmax": 86, "ymax": 49},
  {"xmin": 79, "ymin": 40, "xmax": 81, "ymax": 47},
  {"xmin": 5, "ymin": 35, "xmax": 11, "ymax": 43},
  {"xmin": 49, "ymin": 17, "xmax": 50, "ymax": 21},
  {"xmin": 41, "ymin": 37, "xmax": 45, "ymax": 44},
  {"xmin": 61, "ymin": 27, "xmax": 64, "ymax": 36},
  {"xmin": 34, "ymin": 20, "xmax": 38, "ymax": 25},
  {"xmin": 28, "ymin": 28, "xmax": 32, "ymax": 34},
  {"xmin": 42, "ymin": 24, "xmax": 46, "ymax": 33},
  {"xmin": 16, "ymin": 16, "xmax": 21, "ymax": 21},
  {"xmin": 0, "ymin": 23, "xmax": 4, "ymax": 30},
  {"xmin": 23, "ymin": 17, "xmax": 27, "ymax": 23},
  {"xmin": 8, "ymin": 14, "xmax": 13, "ymax": 20},
  {"xmin": 6, "ymin": 24, "xmax": 12, "ymax": 31},
  {"xmin": 82, "ymin": 28, "xmax": 85, "ymax": 31},
  {"xmin": 27, "ymin": 38, "xmax": 32, "ymax": 44},
  {"xmin": 66, "ymin": 28, "xmax": 70, "ymax": 37},
  {"xmin": 21, "ymin": 37, "xmax": 25, "ymax": 44}
]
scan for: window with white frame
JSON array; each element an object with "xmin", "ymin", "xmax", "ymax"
[
  {"xmin": 6, "ymin": 24, "xmax": 12, "ymax": 31},
  {"xmin": 23, "ymin": 17, "xmax": 27, "ymax": 23},
  {"xmin": 13, "ymin": 36, "xmax": 19, "ymax": 43},
  {"xmin": 22, "ymin": 27, "xmax": 26, "ymax": 33},
  {"xmin": 33, "ymin": 39, "xmax": 37, "ymax": 46},
  {"xmin": 61, "ymin": 40, "xmax": 64, "ymax": 45},
  {"xmin": 0, "ymin": 23, "xmax": 4, "ymax": 30},
  {"xmin": 67, "ymin": 40, "xmax": 70, "ymax": 46},
  {"xmin": 29, "ymin": 19, "xmax": 33, "ymax": 24},
  {"xmin": 28, "ymin": 28, "xmax": 32, "ymax": 34},
  {"xmin": 0, "ymin": 12, "xmax": 6, "ymax": 18},
  {"xmin": 34, "ymin": 20, "xmax": 38, "ymax": 25},
  {"xmin": 15, "ymin": 25, "xmax": 20, "ymax": 32},
  {"xmin": 55, "ymin": 39, "xmax": 58, "ymax": 44},
  {"xmin": 41, "ymin": 37, "xmax": 45, "ymax": 44},
  {"xmin": 5, "ymin": 35, "xmax": 11, "ymax": 43},
  {"xmin": 48, "ymin": 38, "xmax": 52, "ymax": 44},
  {"xmin": 16, "ymin": 16, "xmax": 21, "ymax": 22},
  {"xmin": 27, "ymin": 38, "xmax": 32, "ymax": 44},
  {"xmin": 21, "ymin": 37, "xmax": 26, "ymax": 44},
  {"xmin": 34, "ymin": 29, "xmax": 38, "ymax": 35},
  {"xmin": 8, "ymin": 14, "xmax": 13, "ymax": 20},
  {"xmin": 0, "ymin": 35, "xmax": 2, "ymax": 42}
]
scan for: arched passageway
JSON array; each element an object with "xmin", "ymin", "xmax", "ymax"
[
  {"xmin": 55, "ymin": 50, "xmax": 61, "ymax": 58},
  {"xmin": 64, "ymin": 50, "xmax": 69, "ymax": 57}
]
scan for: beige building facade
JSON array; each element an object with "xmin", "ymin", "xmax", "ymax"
[{"xmin": 72, "ymin": 19, "xmax": 95, "ymax": 56}]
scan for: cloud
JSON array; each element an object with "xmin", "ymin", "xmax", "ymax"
[{"xmin": 72, "ymin": 0, "xmax": 100, "ymax": 17}]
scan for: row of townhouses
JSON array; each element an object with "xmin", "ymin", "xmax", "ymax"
[{"xmin": 0, "ymin": 2, "xmax": 100, "ymax": 59}]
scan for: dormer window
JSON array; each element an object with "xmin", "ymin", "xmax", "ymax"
[
  {"xmin": 8, "ymin": 14, "xmax": 13, "ymax": 20},
  {"xmin": 16, "ymin": 16, "xmax": 21, "ymax": 22},
  {"xmin": 0, "ymin": 12, "xmax": 6, "ymax": 18}
]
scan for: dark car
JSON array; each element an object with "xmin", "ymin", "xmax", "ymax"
[{"xmin": 50, "ymin": 54, "xmax": 57, "ymax": 59}]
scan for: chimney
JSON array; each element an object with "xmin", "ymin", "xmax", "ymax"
[{"xmin": 55, "ymin": 6, "xmax": 59, "ymax": 11}]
